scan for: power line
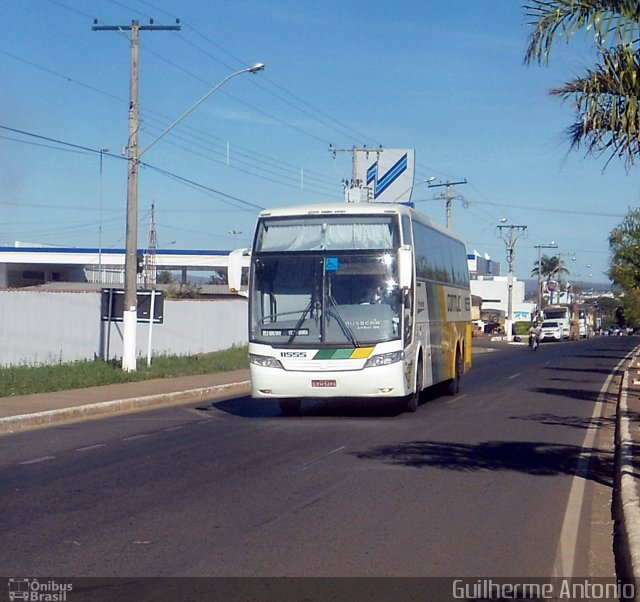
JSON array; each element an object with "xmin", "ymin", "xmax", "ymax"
[
  {"xmin": 0, "ymin": 124, "xmax": 267, "ymax": 211},
  {"xmin": 128, "ymin": 0, "xmax": 373, "ymax": 142},
  {"xmin": 0, "ymin": 49, "xmax": 127, "ymax": 106},
  {"xmin": 142, "ymin": 163, "xmax": 265, "ymax": 211},
  {"xmin": 0, "ymin": 124, "xmax": 121, "ymax": 158},
  {"xmin": 471, "ymin": 198, "xmax": 625, "ymax": 219},
  {"xmin": 0, "ymin": 46, "xmax": 341, "ymax": 195}
]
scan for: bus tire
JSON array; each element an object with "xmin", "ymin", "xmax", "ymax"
[
  {"xmin": 445, "ymin": 351, "xmax": 462, "ymax": 396},
  {"xmin": 279, "ymin": 398, "xmax": 302, "ymax": 416},
  {"xmin": 405, "ymin": 358, "xmax": 423, "ymax": 413}
]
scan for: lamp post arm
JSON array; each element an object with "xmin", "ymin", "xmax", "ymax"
[{"xmin": 138, "ymin": 64, "xmax": 264, "ymax": 160}]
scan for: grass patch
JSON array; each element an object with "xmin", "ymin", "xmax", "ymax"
[
  {"xmin": 0, "ymin": 346, "xmax": 249, "ymax": 398},
  {"xmin": 515, "ymin": 321, "xmax": 532, "ymax": 336}
]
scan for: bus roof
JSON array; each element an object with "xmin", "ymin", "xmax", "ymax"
[{"xmin": 258, "ymin": 202, "xmax": 465, "ymax": 244}]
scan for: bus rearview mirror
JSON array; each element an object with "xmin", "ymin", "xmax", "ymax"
[
  {"xmin": 398, "ymin": 245, "xmax": 413, "ymax": 289},
  {"xmin": 228, "ymin": 248, "xmax": 250, "ymax": 298}
]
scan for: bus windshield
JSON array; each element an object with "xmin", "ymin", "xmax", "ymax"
[
  {"xmin": 250, "ymin": 253, "xmax": 402, "ymax": 347},
  {"xmin": 254, "ymin": 215, "xmax": 398, "ymax": 252}
]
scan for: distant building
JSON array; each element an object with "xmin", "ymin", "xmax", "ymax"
[
  {"xmin": 0, "ymin": 244, "xmax": 241, "ymax": 289},
  {"xmin": 467, "ymin": 250, "xmax": 500, "ymax": 278}
]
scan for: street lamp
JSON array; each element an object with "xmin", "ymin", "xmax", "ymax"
[
  {"xmin": 139, "ymin": 63, "xmax": 265, "ymax": 160},
  {"xmin": 392, "ymin": 176, "xmax": 435, "ymax": 203},
  {"xmin": 534, "ymin": 241, "xmax": 558, "ymax": 319},
  {"xmin": 228, "ymin": 230, "xmax": 242, "ymax": 246},
  {"xmin": 98, "ymin": 147, "xmax": 109, "ymax": 283},
  {"xmin": 121, "ymin": 62, "xmax": 266, "ymax": 372}
]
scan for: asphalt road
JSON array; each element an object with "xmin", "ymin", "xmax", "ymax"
[{"xmin": 0, "ymin": 336, "xmax": 636, "ymax": 581}]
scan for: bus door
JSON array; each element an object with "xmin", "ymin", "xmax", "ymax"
[{"xmin": 415, "ymin": 280, "xmax": 433, "ymax": 387}]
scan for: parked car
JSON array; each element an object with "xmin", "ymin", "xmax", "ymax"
[{"xmin": 541, "ymin": 320, "xmax": 563, "ymax": 341}]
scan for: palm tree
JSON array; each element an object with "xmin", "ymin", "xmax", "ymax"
[
  {"xmin": 532, "ymin": 254, "xmax": 570, "ymax": 306},
  {"xmin": 531, "ymin": 254, "xmax": 570, "ymax": 280},
  {"xmin": 524, "ymin": 1, "xmax": 640, "ymax": 167}
]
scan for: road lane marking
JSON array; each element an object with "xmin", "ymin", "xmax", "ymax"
[
  {"xmin": 290, "ymin": 446, "xmax": 346, "ymax": 475},
  {"xmin": 20, "ymin": 455, "xmax": 55, "ymax": 465},
  {"xmin": 163, "ymin": 426, "xmax": 185, "ymax": 432},
  {"xmin": 74, "ymin": 444, "xmax": 107, "ymax": 452},
  {"xmin": 122, "ymin": 434, "xmax": 149, "ymax": 441},
  {"xmin": 445, "ymin": 394, "xmax": 468, "ymax": 405},
  {"xmin": 508, "ymin": 373, "xmax": 521, "ymax": 380}
]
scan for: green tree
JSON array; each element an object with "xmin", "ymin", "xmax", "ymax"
[
  {"xmin": 608, "ymin": 208, "xmax": 640, "ymax": 327},
  {"xmin": 525, "ymin": 0, "xmax": 640, "ymax": 167},
  {"xmin": 608, "ymin": 207, "xmax": 640, "ymax": 288},
  {"xmin": 596, "ymin": 295, "xmax": 619, "ymax": 328}
]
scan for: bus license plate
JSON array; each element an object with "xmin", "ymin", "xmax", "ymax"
[{"xmin": 312, "ymin": 379, "xmax": 336, "ymax": 388}]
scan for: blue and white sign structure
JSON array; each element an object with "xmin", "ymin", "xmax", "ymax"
[{"xmin": 355, "ymin": 148, "xmax": 415, "ymax": 203}]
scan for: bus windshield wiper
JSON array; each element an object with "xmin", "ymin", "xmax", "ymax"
[
  {"xmin": 327, "ymin": 295, "xmax": 359, "ymax": 347},
  {"xmin": 287, "ymin": 299, "xmax": 314, "ymax": 344}
]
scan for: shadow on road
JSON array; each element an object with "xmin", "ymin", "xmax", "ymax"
[
  {"xmin": 208, "ymin": 396, "xmax": 405, "ymax": 419},
  {"xmin": 544, "ymin": 365, "xmax": 614, "ymax": 376},
  {"xmin": 510, "ymin": 412, "xmax": 616, "ymax": 431},
  {"xmin": 570, "ymin": 352, "xmax": 631, "ymax": 361},
  {"xmin": 354, "ymin": 440, "xmax": 614, "ymax": 487},
  {"xmin": 529, "ymin": 386, "xmax": 617, "ymax": 405}
]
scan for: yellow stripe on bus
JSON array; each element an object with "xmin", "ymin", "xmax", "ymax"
[{"xmin": 351, "ymin": 347, "xmax": 375, "ymax": 359}]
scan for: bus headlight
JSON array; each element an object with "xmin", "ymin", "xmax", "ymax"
[
  {"xmin": 364, "ymin": 351, "xmax": 403, "ymax": 368},
  {"xmin": 249, "ymin": 354, "xmax": 284, "ymax": 369}
]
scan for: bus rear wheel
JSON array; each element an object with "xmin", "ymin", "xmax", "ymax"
[
  {"xmin": 445, "ymin": 351, "xmax": 462, "ymax": 396},
  {"xmin": 279, "ymin": 398, "xmax": 302, "ymax": 416}
]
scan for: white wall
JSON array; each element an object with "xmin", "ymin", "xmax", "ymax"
[
  {"xmin": 0, "ymin": 290, "xmax": 248, "ymax": 366},
  {"xmin": 470, "ymin": 276, "xmax": 525, "ymax": 314}
]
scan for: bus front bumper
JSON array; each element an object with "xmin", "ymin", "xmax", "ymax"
[{"xmin": 250, "ymin": 363, "xmax": 410, "ymax": 399}]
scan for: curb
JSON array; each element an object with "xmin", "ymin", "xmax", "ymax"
[
  {"xmin": 0, "ymin": 380, "xmax": 250, "ymax": 436},
  {"xmin": 617, "ymin": 369, "xmax": 640, "ymax": 584}
]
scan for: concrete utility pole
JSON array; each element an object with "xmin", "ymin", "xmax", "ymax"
[
  {"xmin": 329, "ymin": 145, "xmax": 383, "ymax": 201},
  {"xmin": 94, "ymin": 19, "xmax": 181, "ymax": 372},
  {"xmin": 497, "ymin": 223, "xmax": 528, "ymax": 341},
  {"xmin": 428, "ymin": 179, "xmax": 467, "ymax": 229}
]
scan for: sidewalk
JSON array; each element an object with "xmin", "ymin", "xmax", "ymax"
[{"xmin": 0, "ymin": 369, "xmax": 250, "ymax": 436}]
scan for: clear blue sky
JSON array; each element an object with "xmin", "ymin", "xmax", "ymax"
[{"xmin": 2, "ymin": 0, "xmax": 638, "ymax": 284}]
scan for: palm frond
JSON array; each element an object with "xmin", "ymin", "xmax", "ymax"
[
  {"xmin": 524, "ymin": 0, "xmax": 640, "ymax": 65},
  {"xmin": 550, "ymin": 45, "xmax": 640, "ymax": 165}
]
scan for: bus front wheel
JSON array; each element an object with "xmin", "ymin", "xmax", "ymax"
[
  {"xmin": 405, "ymin": 359, "xmax": 423, "ymax": 413},
  {"xmin": 279, "ymin": 398, "xmax": 302, "ymax": 416}
]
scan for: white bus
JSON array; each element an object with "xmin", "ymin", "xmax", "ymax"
[{"xmin": 236, "ymin": 202, "xmax": 472, "ymax": 415}]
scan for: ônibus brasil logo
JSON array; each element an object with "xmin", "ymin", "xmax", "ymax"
[{"xmin": 7, "ymin": 579, "xmax": 73, "ymax": 602}]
